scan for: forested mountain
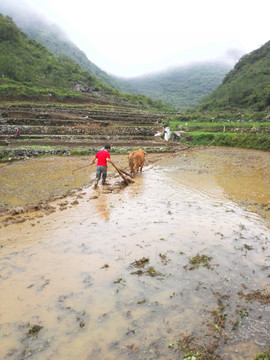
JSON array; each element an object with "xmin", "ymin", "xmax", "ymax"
[
  {"xmin": 1, "ymin": 2, "xmax": 268, "ymax": 113},
  {"xmin": 199, "ymin": 41, "xmax": 270, "ymax": 111},
  {"xmin": 0, "ymin": 2, "xmax": 132, "ymax": 89},
  {"xmin": 0, "ymin": 2, "xmax": 232, "ymax": 110},
  {"xmin": 0, "ymin": 14, "xmax": 171, "ymax": 111},
  {"xmin": 0, "ymin": 4, "xmax": 114, "ymax": 81},
  {"xmin": 18, "ymin": 19, "xmax": 109, "ymax": 82},
  {"xmin": 0, "ymin": 15, "xmax": 107, "ymax": 94},
  {"xmin": 126, "ymin": 63, "xmax": 231, "ymax": 110}
]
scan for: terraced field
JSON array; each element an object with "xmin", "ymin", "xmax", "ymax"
[{"xmin": 0, "ymin": 104, "xmax": 184, "ymax": 157}]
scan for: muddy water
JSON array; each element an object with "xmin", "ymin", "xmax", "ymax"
[
  {"xmin": 0, "ymin": 148, "xmax": 269, "ymax": 360},
  {"xmin": 0, "ymin": 156, "xmax": 99, "ymax": 208},
  {"xmin": 160, "ymin": 148, "xmax": 270, "ymax": 222}
]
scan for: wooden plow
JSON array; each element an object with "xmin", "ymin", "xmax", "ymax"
[{"xmin": 110, "ymin": 162, "xmax": 133, "ymax": 186}]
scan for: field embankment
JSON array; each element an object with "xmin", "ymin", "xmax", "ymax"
[
  {"xmin": 167, "ymin": 110, "xmax": 270, "ymax": 151},
  {"xmin": 0, "ymin": 102, "xmax": 185, "ymax": 161}
]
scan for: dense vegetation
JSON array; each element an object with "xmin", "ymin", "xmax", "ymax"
[
  {"xmin": 199, "ymin": 41, "xmax": 270, "ymax": 111},
  {"xmin": 0, "ymin": 3, "xmax": 230, "ymax": 111},
  {"xmin": 0, "ymin": 10, "xmax": 269, "ymax": 152},
  {"xmin": 162, "ymin": 42, "xmax": 270, "ymax": 151},
  {"xmin": 254, "ymin": 347, "xmax": 270, "ymax": 360},
  {"xmin": 0, "ymin": 14, "xmax": 172, "ymax": 111},
  {"xmin": 22, "ymin": 17, "xmax": 231, "ymax": 111},
  {"xmin": 126, "ymin": 63, "xmax": 230, "ymax": 110},
  {"xmin": 7, "ymin": 12, "xmax": 120, "ymax": 89},
  {"xmin": 165, "ymin": 110, "xmax": 270, "ymax": 150}
]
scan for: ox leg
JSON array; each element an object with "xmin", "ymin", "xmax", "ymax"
[{"xmin": 134, "ymin": 164, "xmax": 139, "ymax": 174}]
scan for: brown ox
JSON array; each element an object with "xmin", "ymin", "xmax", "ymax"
[{"xmin": 128, "ymin": 148, "xmax": 146, "ymax": 176}]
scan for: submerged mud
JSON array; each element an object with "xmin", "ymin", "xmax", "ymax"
[{"xmin": 0, "ymin": 147, "xmax": 269, "ymax": 360}]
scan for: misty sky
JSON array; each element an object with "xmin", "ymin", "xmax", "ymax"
[{"xmin": 2, "ymin": 0, "xmax": 270, "ymax": 77}]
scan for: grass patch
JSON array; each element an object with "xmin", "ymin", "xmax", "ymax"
[
  {"xmin": 69, "ymin": 148, "xmax": 90, "ymax": 156},
  {"xmin": 189, "ymin": 254, "xmax": 212, "ymax": 269},
  {"xmin": 167, "ymin": 110, "xmax": 270, "ymax": 123},
  {"xmin": 0, "ymin": 151, "xmax": 15, "ymax": 160},
  {"xmin": 185, "ymin": 253, "xmax": 213, "ymax": 270},
  {"xmin": 131, "ymin": 257, "xmax": 150, "ymax": 268},
  {"xmin": 145, "ymin": 266, "xmax": 160, "ymax": 277},
  {"xmin": 27, "ymin": 324, "xmax": 43, "ymax": 337},
  {"xmin": 179, "ymin": 132, "xmax": 270, "ymax": 151},
  {"xmin": 22, "ymin": 145, "xmax": 54, "ymax": 150},
  {"xmin": 254, "ymin": 347, "xmax": 270, "ymax": 360},
  {"xmin": 166, "ymin": 110, "xmax": 270, "ymax": 150},
  {"xmin": 238, "ymin": 290, "xmax": 270, "ymax": 304},
  {"xmin": 0, "ymin": 83, "xmax": 88, "ymax": 102},
  {"xmin": 170, "ymin": 121, "xmax": 270, "ymax": 133}
]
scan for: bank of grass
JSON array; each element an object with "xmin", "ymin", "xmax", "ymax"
[
  {"xmin": 69, "ymin": 148, "xmax": 90, "ymax": 156},
  {"xmin": 177, "ymin": 132, "xmax": 270, "ymax": 151},
  {"xmin": 0, "ymin": 150, "xmax": 14, "ymax": 160},
  {"xmin": 169, "ymin": 121, "xmax": 270, "ymax": 133},
  {"xmin": 23, "ymin": 145, "xmax": 54, "ymax": 150},
  {"xmin": 166, "ymin": 109, "xmax": 270, "ymax": 151},
  {"xmin": 69, "ymin": 148, "xmax": 133, "ymax": 156},
  {"xmin": 0, "ymin": 100, "xmax": 143, "ymax": 112},
  {"xmin": 167, "ymin": 109, "xmax": 270, "ymax": 123},
  {"xmin": 254, "ymin": 347, "xmax": 270, "ymax": 360},
  {"xmin": 0, "ymin": 83, "xmax": 88, "ymax": 102}
]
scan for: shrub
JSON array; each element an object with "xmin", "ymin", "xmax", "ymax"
[{"xmin": 70, "ymin": 148, "xmax": 90, "ymax": 156}]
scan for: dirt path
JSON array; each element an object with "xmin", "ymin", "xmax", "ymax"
[{"xmin": 0, "ymin": 147, "xmax": 269, "ymax": 360}]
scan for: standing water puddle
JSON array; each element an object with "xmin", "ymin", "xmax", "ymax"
[{"xmin": 0, "ymin": 148, "xmax": 269, "ymax": 359}]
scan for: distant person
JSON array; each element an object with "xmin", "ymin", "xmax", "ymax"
[
  {"xmin": 14, "ymin": 128, "xmax": 20, "ymax": 138},
  {"xmin": 90, "ymin": 144, "xmax": 114, "ymax": 188}
]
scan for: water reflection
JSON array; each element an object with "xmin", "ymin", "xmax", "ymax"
[{"xmin": 94, "ymin": 195, "xmax": 110, "ymax": 221}]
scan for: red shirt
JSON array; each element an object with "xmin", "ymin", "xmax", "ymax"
[{"xmin": 95, "ymin": 150, "xmax": 110, "ymax": 166}]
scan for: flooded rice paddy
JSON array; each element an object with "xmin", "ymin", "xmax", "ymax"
[{"xmin": 0, "ymin": 147, "xmax": 269, "ymax": 360}]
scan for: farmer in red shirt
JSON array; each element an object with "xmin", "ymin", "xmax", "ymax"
[{"xmin": 90, "ymin": 144, "xmax": 113, "ymax": 188}]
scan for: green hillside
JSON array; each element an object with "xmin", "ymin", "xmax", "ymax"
[
  {"xmin": 0, "ymin": 14, "xmax": 171, "ymax": 111},
  {"xmin": 199, "ymin": 41, "xmax": 270, "ymax": 111},
  {"xmin": 0, "ymin": 16, "xmax": 105, "ymax": 91},
  {"xmin": 0, "ymin": 3, "xmax": 231, "ymax": 111},
  {"xmin": 127, "ymin": 63, "xmax": 230, "ymax": 110},
  {"xmin": 162, "ymin": 43, "xmax": 270, "ymax": 151},
  {"xmin": 0, "ymin": 3, "xmax": 134, "ymax": 91},
  {"xmin": 11, "ymin": 14, "xmax": 120, "ymax": 89}
]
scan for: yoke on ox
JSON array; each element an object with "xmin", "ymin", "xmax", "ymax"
[{"xmin": 128, "ymin": 148, "xmax": 145, "ymax": 176}]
